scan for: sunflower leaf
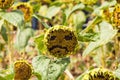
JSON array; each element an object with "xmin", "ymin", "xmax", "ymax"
[{"xmin": 32, "ymin": 55, "xmax": 70, "ymax": 80}]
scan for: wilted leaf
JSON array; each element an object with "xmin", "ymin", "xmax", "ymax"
[
  {"xmin": 46, "ymin": 6, "xmax": 61, "ymax": 19},
  {"xmin": 14, "ymin": 28, "xmax": 34, "ymax": 50},
  {"xmin": 32, "ymin": 55, "xmax": 70, "ymax": 80},
  {"xmin": 0, "ymin": 11, "xmax": 24, "ymax": 27},
  {"xmin": 65, "ymin": 3, "xmax": 85, "ymax": 20},
  {"xmin": 33, "ymin": 15, "xmax": 50, "ymax": 28},
  {"xmin": 1, "ymin": 26, "xmax": 8, "ymax": 42},
  {"xmin": 34, "ymin": 34, "xmax": 46, "ymax": 53},
  {"xmin": 83, "ymin": 21, "xmax": 117, "ymax": 58},
  {"xmin": 74, "ymin": 11, "xmax": 86, "ymax": 32},
  {"xmin": 78, "ymin": 32, "xmax": 99, "ymax": 42}
]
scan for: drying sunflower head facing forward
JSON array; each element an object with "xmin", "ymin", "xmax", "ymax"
[
  {"xmin": 44, "ymin": 25, "xmax": 78, "ymax": 58},
  {"xmin": 14, "ymin": 60, "xmax": 32, "ymax": 80},
  {"xmin": 82, "ymin": 68, "xmax": 119, "ymax": 80},
  {"xmin": 0, "ymin": 0, "xmax": 14, "ymax": 9},
  {"xmin": 13, "ymin": 2, "xmax": 33, "ymax": 22}
]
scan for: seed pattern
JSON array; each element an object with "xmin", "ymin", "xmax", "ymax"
[
  {"xmin": 44, "ymin": 25, "xmax": 78, "ymax": 58},
  {"xmin": 82, "ymin": 68, "xmax": 119, "ymax": 80},
  {"xmin": 14, "ymin": 60, "xmax": 32, "ymax": 80},
  {"xmin": 113, "ymin": 4, "xmax": 120, "ymax": 27},
  {"xmin": 0, "ymin": 0, "xmax": 14, "ymax": 9}
]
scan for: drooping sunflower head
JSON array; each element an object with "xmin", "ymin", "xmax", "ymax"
[
  {"xmin": 80, "ymin": 0, "xmax": 97, "ymax": 5},
  {"xmin": 44, "ymin": 25, "xmax": 78, "ymax": 58},
  {"xmin": 13, "ymin": 2, "xmax": 33, "ymax": 22},
  {"xmin": 113, "ymin": 4, "xmax": 120, "ymax": 28},
  {"xmin": 0, "ymin": 0, "xmax": 14, "ymax": 9},
  {"xmin": 82, "ymin": 68, "xmax": 119, "ymax": 80},
  {"xmin": 116, "ymin": 0, "xmax": 120, "ymax": 4},
  {"xmin": 14, "ymin": 60, "xmax": 32, "ymax": 80}
]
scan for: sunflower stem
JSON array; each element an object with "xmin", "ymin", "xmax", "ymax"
[
  {"xmin": 65, "ymin": 69, "xmax": 74, "ymax": 80},
  {"xmin": 101, "ymin": 46, "xmax": 106, "ymax": 68},
  {"xmin": 5, "ymin": 21, "xmax": 13, "ymax": 67}
]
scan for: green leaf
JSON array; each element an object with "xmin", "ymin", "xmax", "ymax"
[
  {"xmin": 14, "ymin": 28, "xmax": 34, "ymax": 50},
  {"xmin": 65, "ymin": 3, "xmax": 85, "ymax": 20},
  {"xmin": 0, "ymin": 19, "xmax": 4, "ymax": 31},
  {"xmin": 1, "ymin": 26, "xmax": 8, "ymax": 42},
  {"xmin": 83, "ymin": 21, "xmax": 117, "ymax": 58},
  {"xmin": 78, "ymin": 32, "xmax": 99, "ymax": 42},
  {"xmin": 34, "ymin": 34, "xmax": 46, "ymax": 53},
  {"xmin": 0, "ymin": 11, "xmax": 24, "ymax": 27},
  {"xmin": 73, "ymin": 11, "xmax": 86, "ymax": 32},
  {"xmin": 4, "ymin": 73, "xmax": 14, "ymax": 80},
  {"xmin": 0, "ymin": 76, "xmax": 6, "ymax": 80},
  {"xmin": 33, "ymin": 14, "xmax": 50, "ymax": 28},
  {"xmin": 46, "ymin": 6, "xmax": 61, "ymax": 19},
  {"xmin": 32, "ymin": 55, "xmax": 70, "ymax": 80}
]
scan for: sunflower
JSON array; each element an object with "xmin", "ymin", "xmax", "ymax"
[
  {"xmin": 82, "ymin": 68, "xmax": 119, "ymax": 80},
  {"xmin": 80, "ymin": 0, "xmax": 97, "ymax": 5},
  {"xmin": 113, "ymin": 4, "xmax": 120, "ymax": 28},
  {"xmin": 14, "ymin": 60, "xmax": 32, "ymax": 80},
  {"xmin": 13, "ymin": 2, "xmax": 33, "ymax": 22},
  {"xmin": 44, "ymin": 25, "xmax": 78, "ymax": 58},
  {"xmin": 0, "ymin": 0, "xmax": 14, "ymax": 9}
]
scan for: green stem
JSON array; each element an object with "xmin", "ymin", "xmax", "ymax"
[
  {"xmin": 80, "ymin": 16, "xmax": 102, "ymax": 34},
  {"xmin": 5, "ymin": 21, "xmax": 13, "ymax": 67},
  {"xmin": 101, "ymin": 46, "xmax": 106, "ymax": 68}
]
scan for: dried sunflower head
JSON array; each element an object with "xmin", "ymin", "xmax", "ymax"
[
  {"xmin": 44, "ymin": 25, "xmax": 78, "ymax": 58},
  {"xmin": 116, "ymin": 0, "xmax": 120, "ymax": 4},
  {"xmin": 14, "ymin": 60, "xmax": 32, "ymax": 80},
  {"xmin": 113, "ymin": 4, "xmax": 120, "ymax": 28},
  {"xmin": 13, "ymin": 2, "xmax": 33, "ymax": 22},
  {"xmin": 82, "ymin": 68, "xmax": 119, "ymax": 80},
  {"xmin": 80, "ymin": 0, "xmax": 97, "ymax": 5},
  {"xmin": 0, "ymin": 0, "xmax": 14, "ymax": 9}
]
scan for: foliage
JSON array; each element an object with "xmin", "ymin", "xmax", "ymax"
[{"xmin": 0, "ymin": 0, "xmax": 120, "ymax": 80}]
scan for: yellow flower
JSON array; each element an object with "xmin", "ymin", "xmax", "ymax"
[
  {"xmin": 113, "ymin": 4, "xmax": 120, "ymax": 27},
  {"xmin": 82, "ymin": 68, "xmax": 119, "ymax": 80},
  {"xmin": 14, "ymin": 60, "xmax": 32, "ymax": 80},
  {"xmin": 44, "ymin": 25, "xmax": 78, "ymax": 58},
  {"xmin": 80, "ymin": 0, "xmax": 97, "ymax": 5},
  {"xmin": 0, "ymin": 0, "xmax": 14, "ymax": 9},
  {"xmin": 13, "ymin": 2, "xmax": 33, "ymax": 22}
]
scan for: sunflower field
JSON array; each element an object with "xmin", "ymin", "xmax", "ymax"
[{"xmin": 0, "ymin": 0, "xmax": 120, "ymax": 80}]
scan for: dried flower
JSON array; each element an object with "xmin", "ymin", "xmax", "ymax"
[
  {"xmin": 44, "ymin": 25, "xmax": 78, "ymax": 58},
  {"xmin": 14, "ymin": 60, "xmax": 32, "ymax": 80}
]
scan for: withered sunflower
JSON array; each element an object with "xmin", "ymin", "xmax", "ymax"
[
  {"xmin": 0, "ymin": 0, "xmax": 14, "ymax": 9},
  {"xmin": 14, "ymin": 60, "xmax": 32, "ymax": 80},
  {"xmin": 13, "ymin": 2, "xmax": 33, "ymax": 22},
  {"xmin": 44, "ymin": 25, "xmax": 78, "ymax": 58},
  {"xmin": 82, "ymin": 68, "xmax": 119, "ymax": 80}
]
